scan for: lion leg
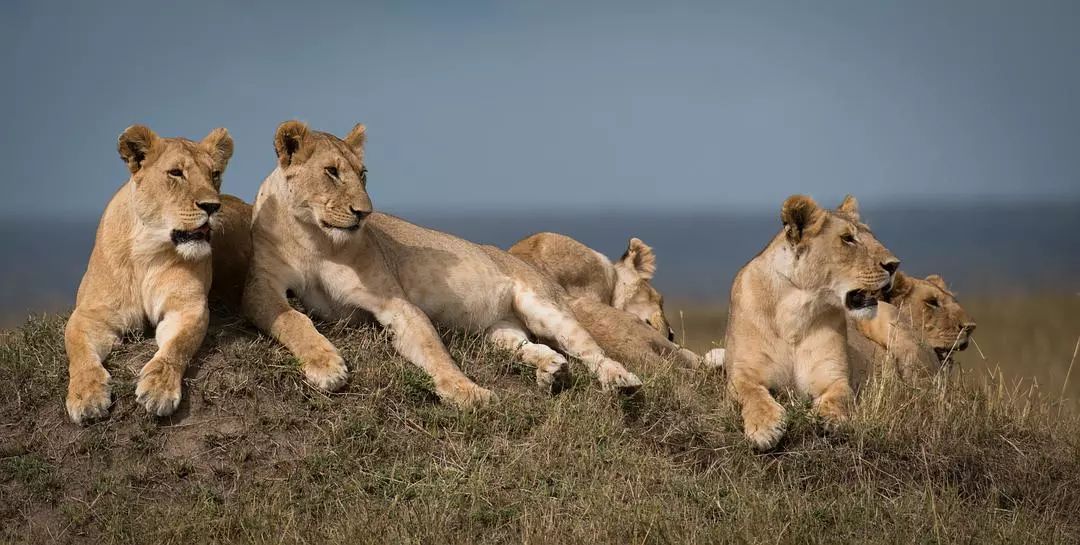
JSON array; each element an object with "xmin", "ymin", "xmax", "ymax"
[
  {"xmin": 728, "ymin": 358, "xmax": 786, "ymax": 450},
  {"xmin": 486, "ymin": 319, "xmax": 570, "ymax": 393},
  {"xmin": 135, "ymin": 304, "xmax": 208, "ymax": 417},
  {"xmin": 796, "ymin": 329, "xmax": 853, "ymax": 430},
  {"xmin": 511, "ymin": 288, "xmax": 642, "ymax": 393},
  {"xmin": 370, "ymin": 297, "xmax": 493, "ymax": 409},
  {"xmin": 64, "ymin": 309, "xmax": 120, "ymax": 424},
  {"xmin": 244, "ymin": 278, "xmax": 349, "ymax": 391}
]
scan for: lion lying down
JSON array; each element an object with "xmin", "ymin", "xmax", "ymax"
[
  {"xmin": 509, "ymin": 232, "xmax": 700, "ymax": 368},
  {"xmin": 64, "ymin": 125, "xmax": 249, "ymax": 423},
  {"xmin": 242, "ymin": 121, "xmax": 643, "ymax": 408}
]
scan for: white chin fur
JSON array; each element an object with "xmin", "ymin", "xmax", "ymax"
[
  {"xmin": 325, "ymin": 227, "xmax": 355, "ymax": 246},
  {"xmin": 847, "ymin": 306, "xmax": 878, "ymax": 321},
  {"xmin": 175, "ymin": 240, "xmax": 212, "ymax": 261}
]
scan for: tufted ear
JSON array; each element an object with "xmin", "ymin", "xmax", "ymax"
[
  {"xmin": 117, "ymin": 125, "xmax": 159, "ymax": 174},
  {"xmin": 620, "ymin": 237, "xmax": 657, "ymax": 279},
  {"xmin": 200, "ymin": 128, "xmax": 234, "ymax": 183},
  {"xmin": 274, "ymin": 120, "xmax": 311, "ymax": 168},
  {"xmin": 925, "ymin": 274, "xmax": 950, "ymax": 293},
  {"xmin": 836, "ymin": 194, "xmax": 861, "ymax": 221},
  {"xmin": 886, "ymin": 271, "xmax": 914, "ymax": 302},
  {"xmin": 343, "ymin": 123, "xmax": 366, "ymax": 155},
  {"xmin": 780, "ymin": 195, "xmax": 824, "ymax": 245}
]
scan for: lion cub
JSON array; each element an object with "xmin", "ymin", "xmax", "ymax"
[
  {"xmin": 725, "ymin": 195, "xmax": 899, "ymax": 450},
  {"xmin": 65, "ymin": 126, "xmax": 247, "ymax": 423},
  {"xmin": 849, "ymin": 272, "xmax": 976, "ymax": 384},
  {"xmin": 242, "ymin": 121, "xmax": 642, "ymax": 408}
]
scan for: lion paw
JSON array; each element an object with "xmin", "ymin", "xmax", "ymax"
[
  {"xmin": 136, "ymin": 359, "xmax": 183, "ymax": 417},
  {"xmin": 66, "ymin": 367, "xmax": 112, "ymax": 424},
  {"xmin": 704, "ymin": 348, "xmax": 726, "ymax": 370},
  {"xmin": 742, "ymin": 399, "xmax": 787, "ymax": 451},
  {"xmin": 437, "ymin": 378, "xmax": 495, "ymax": 409},
  {"xmin": 595, "ymin": 359, "xmax": 643, "ymax": 394},
  {"xmin": 535, "ymin": 354, "xmax": 570, "ymax": 394},
  {"xmin": 302, "ymin": 350, "xmax": 349, "ymax": 391},
  {"xmin": 814, "ymin": 396, "xmax": 851, "ymax": 432}
]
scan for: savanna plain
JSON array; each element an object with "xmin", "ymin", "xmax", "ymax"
[{"xmin": 1, "ymin": 293, "xmax": 1079, "ymax": 544}]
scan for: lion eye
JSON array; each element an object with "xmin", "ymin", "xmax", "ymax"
[
  {"xmin": 167, "ymin": 168, "xmax": 184, "ymax": 178},
  {"xmin": 325, "ymin": 166, "xmax": 339, "ymax": 180},
  {"xmin": 359, "ymin": 167, "xmax": 368, "ymax": 184},
  {"xmin": 925, "ymin": 298, "xmax": 939, "ymax": 308},
  {"xmin": 840, "ymin": 233, "xmax": 856, "ymax": 245}
]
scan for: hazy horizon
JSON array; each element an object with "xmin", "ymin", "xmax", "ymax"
[{"xmin": 5, "ymin": 0, "xmax": 1080, "ymax": 216}]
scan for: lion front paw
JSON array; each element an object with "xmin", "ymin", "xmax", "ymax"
[
  {"xmin": 535, "ymin": 354, "xmax": 571, "ymax": 394},
  {"xmin": 742, "ymin": 398, "xmax": 787, "ymax": 451},
  {"xmin": 136, "ymin": 358, "xmax": 183, "ymax": 417},
  {"xmin": 704, "ymin": 348, "xmax": 726, "ymax": 370},
  {"xmin": 595, "ymin": 359, "xmax": 643, "ymax": 394},
  {"xmin": 814, "ymin": 395, "xmax": 851, "ymax": 432},
  {"xmin": 302, "ymin": 349, "xmax": 349, "ymax": 391},
  {"xmin": 66, "ymin": 367, "xmax": 112, "ymax": 424},
  {"xmin": 436, "ymin": 377, "xmax": 495, "ymax": 409}
]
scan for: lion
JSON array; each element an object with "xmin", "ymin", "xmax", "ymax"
[
  {"xmin": 509, "ymin": 232, "xmax": 672, "ymax": 338},
  {"xmin": 848, "ymin": 272, "xmax": 976, "ymax": 384},
  {"xmin": 64, "ymin": 125, "xmax": 248, "ymax": 423},
  {"xmin": 242, "ymin": 121, "xmax": 643, "ymax": 408},
  {"xmin": 568, "ymin": 297, "xmax": 701, "ymax": 369},
  {"xmin": 724, "ymin": 194, "xmax": 899, "ymax": 450}
]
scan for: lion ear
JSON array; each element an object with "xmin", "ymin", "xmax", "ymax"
[
  {"xmin": 837, "ymin": 194, "xmax": 861, "ymax": 221},
  {"xmin": 620, "ymin": 237, "xmax": 657, "ymax": 280},
  {"xmin": 781, "ymin": 195, "xmax": 824, "ymax": 244},
  {"xmin": 344, "ymin": 123, "xmax": 366, "ymax": 155},
  {"xmin": 887, "ymin": 271, "xmax": 914, "ymax": 302},
  {"xmin": 200, "ymin": 128, "xmax": 234, "ymax": 177},
  {"xmin": 117, "ymin": 125, "xmax": 159, "ymax": 174},
  {"xmin": 274, "ymin": 120, "xmax": 310, "ymax": 168},
  {"xmin": 925, "ymin": 274, "xmax": 950, "ymax": 292}
]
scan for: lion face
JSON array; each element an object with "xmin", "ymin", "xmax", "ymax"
[
  {"xmin": 118, "ymin": 125, "xmax": 233, "ymax": 260},
  {"xmin": 780, "ymin": 194, "xmax": 900, "ymax": 320},
  {"xmin": 273, "ymin": 120, "xmax": 372, "ymax": 246},
  {"xmin": 888, "ymin": 272, "xmax": 976, "ymax": 361},
  {"xmin": 611, "ymin": 237, "xmax": 674, "ymax": 340}
]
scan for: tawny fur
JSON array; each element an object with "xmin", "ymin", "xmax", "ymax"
[
  {"xmin": 724, "ymin": 194, "xmax": 899, "ymax": 450},
  {"xmin": 848, "ymin": 272, "xmax": 976, "ymax": 385},
  {"xmin": 509, "ymin": 232, "xmax": 701, "ymax": 367},
  {"xmin": 242, "ymin": 121, "xmax": 642, "ymax": 409},
  {"xmin": 64, "ymin": 125, "xmax": 245, "ymax": 424},
  {"xmin": 509, "ymin": 232, "xmax": 671, "ymax": 335}
]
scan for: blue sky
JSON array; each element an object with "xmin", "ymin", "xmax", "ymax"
[{"xmin": 4, "ymin": 0, "xmax": 1079, "ymax": 216}]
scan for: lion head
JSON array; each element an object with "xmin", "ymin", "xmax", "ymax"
[
  {"xmin": 779, "ymin": 194, "xmax": 900, "ymax": 320},
  {"xmin": 118, "ymin": 125, "xmax": 233, "ymax": 260},
  {"xmin": 272, "ymin": 120, "xmax": 372, "ymax": 246},
  {"xmin": 886, "ymin": 272, "xmax": 976, "ymax": 361},
  {"xmin": 611, "ymin": 237, "xmax": 673, "ymax": 340}
]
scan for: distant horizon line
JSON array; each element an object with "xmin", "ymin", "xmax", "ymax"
[{"xmin": 3, "ymin": 194, "xmax": 1077, "ymax": 223}]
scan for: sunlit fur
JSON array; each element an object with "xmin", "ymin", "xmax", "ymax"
[
  {"xmin": 243, "ymin": 121, "xmax": 642, "ymax": 409},
  {"xmin": 724, "ymin": 194, "xmax": 900, "ymax": 450},
  {"xmin": 64, "ymin": 125, "xmax": 247, "ymax": 424}
]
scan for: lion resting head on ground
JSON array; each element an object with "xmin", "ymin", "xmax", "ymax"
[
  {"xmin": 725, "ymin": 194, "xmax": 899, "ymax": 449},
  {"xmin": 509, "ymin": 232, "xmax": 672, "ymax": 338}
]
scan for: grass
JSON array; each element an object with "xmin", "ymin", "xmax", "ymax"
[{"xmin": 1, "ymin": 296, "xmax": 1079, "ymax": 544}]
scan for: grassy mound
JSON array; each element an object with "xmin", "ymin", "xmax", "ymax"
[{"xmin": 1, "ymin": 311, "xmax": 1078, "ymax": 544}]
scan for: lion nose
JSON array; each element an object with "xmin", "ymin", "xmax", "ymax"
[
  {"xmin": 961, "ymin": 322, "xmax": 976, "ymax": 334},
  {"xmin": 351, "ymin": 207, "xmax": 371, "ymax": 221},
  {"xmin": 880, "ymin": 259, "xmax": 900, "ymax": 275},
  {"xmin": 197, "ymin": 201, "xmax": 221, "ymax": 216}
]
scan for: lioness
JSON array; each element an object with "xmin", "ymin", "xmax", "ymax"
[
  {"xmin": 509, "ymin": 233, "xmax": 672, "ymax": 339},
  {"xmin": 242, "ymin": 121, "xmax": 642, "ymax": 408},
  {"xmin": 849, "ymin": 272, "xmax": 976, "ymax": 383},
  {"xmin": 725, "ymin": 195, "xmax": 899, "ymax": 450},
  {"xmin": 65, "ymin": 125, "xmax": 246, "ymax": 423},
  {"xmin": 569, "ymin": 297, "xmax": 700, "ymax": 369}
]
